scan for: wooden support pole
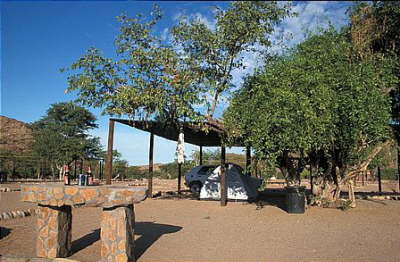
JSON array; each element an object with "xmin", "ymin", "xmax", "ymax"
[
  {"xmin": 245, "ymin": 146, "xmax": 251, "ymax": 176},
  {"xmin": 148, "ymin": 132, "xmax": 154, "ymax": 198},
  {"xmin": 310, "ymin": 165, "xmax": 313, "ymax": 194},
  {"xmin": 99, "ymin": 160, "xmax": 103, "ymax": 180},
  {"xmin": 398, "ymin": 147, "xmax": 400, "ymax": 192},
  {"xmin": 220, "ymin": 144, "xmax": 227, "ymax": 206},
  {"xmin": 178, "ymin": 163, "xmax": 182, "ymax": 194},
  {"xmin": 80, "ymin": 160, "xmax": 83, "ymax": 175},
  {"xmin": 199, "ymin": 146, "xmax": 203, "ymax": 165},
  {"xmin": 105, "ymin": 119, "xmax": 115, "ymax": 185},
  {"xmin": 377, "ymin": 166, "xmax": 382, "ymax": 193}
]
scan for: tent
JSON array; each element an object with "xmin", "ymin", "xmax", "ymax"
[{"xmin": 200, "ymin": 164, "xmax": 262, "ymax": 201}]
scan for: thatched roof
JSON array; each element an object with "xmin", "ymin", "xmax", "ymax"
[{"xmin": 111, "ymin": 118, "xmax": 242, "ymax": 147}]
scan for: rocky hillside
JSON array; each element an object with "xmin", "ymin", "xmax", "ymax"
[{"xmin": 0, "ymin": 116, "xmax": 34, "ymax": 154}]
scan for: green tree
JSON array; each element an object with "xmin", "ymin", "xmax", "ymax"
[
  {"xmin": 171, "ymin": 1, "xmax": 294, "ymax": 118},
  {"xmin": 31, "ymin": 102, "xmax": 103, "ymax": 179},
  {"xmin": 63, "ymin": 2, "xmax": 293, "ymax": 124},
  {"xmin": 190, "ymin": 148, "xmax": 221, "ymax": 164},
  {"xmin": 348, "ymin": 1, "xmax": 400, "ymax": 141},
  {"xmin": 225, "ymin": 28, "xmax": 398, "ymax": 205}
]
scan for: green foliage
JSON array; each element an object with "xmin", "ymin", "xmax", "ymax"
[
  {"xmin": 0, "ymin": 149, "xmax": 40, "ymax": 179},
  {"xmin": 64, "ymin": 5, "xmax": 204, "ymax": 123},
  {"xmin": 379, "ymin": 167, "xmax": 398, "ymax": 180},
  {"xmin": 157, "ymin": 161, "xmax": 196, "ymax": 179},
  {"xmin": 31, "ymin": 102, "xmax": 103, "ymax": 169},
  {"xmin": 171, "ymin": 1, "xmax": 294, "ymax": 117},
  {"xmin": 125, "ymin": 166, "xmax": 147, "ymax": 180},
  {"xmin": 225, "ymin": 27, "xmax": 398, "ymax": 184},
  {"xmin": 190, "ymin": 149, "xmax": 221, "ymax": 164},
  {"xmin": 63, "ymin": 3, "xmax": 293, "ymax": 122},
  {"xmin": 348, "ymin": 2, "xmax": 400, "ymax": 140}
]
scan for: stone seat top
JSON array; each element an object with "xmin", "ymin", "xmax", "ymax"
[{"xmin": 21, "ymin": 184, "xmax": 147, "ymax": 208}]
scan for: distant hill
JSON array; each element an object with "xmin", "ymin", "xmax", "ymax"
[{"xmin": 0, "ymin": 115, "xmax": 34, "ymax": 154}]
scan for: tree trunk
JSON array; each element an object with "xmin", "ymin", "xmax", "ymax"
[
  {"xmin": 348, "ymin": 180, "xmax": 356, "ymax": 208},
  {"xmin": 57, "ymin": 165, "xmax": 63, "ymax": 181},
  {"xmin": 312, "ymin": 177, "xmax": 341, "ymax": 202},
  {"xmin": 51, "ymin": 165, "xmax": 55, "ymax": 181}
]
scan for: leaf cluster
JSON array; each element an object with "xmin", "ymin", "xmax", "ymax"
[
  {"xmin": 31, "ymin": 102, "xmax": 103, "ymax": 166},
  {"xmin": 224, "ymin": 28, "xmax": 398, "ymax": 175}
]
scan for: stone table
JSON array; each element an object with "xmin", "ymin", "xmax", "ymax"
[{"xmin": 21, "ymin": 184, "xmax": 147, "ymax": 262}]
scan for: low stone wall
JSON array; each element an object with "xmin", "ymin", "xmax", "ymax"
[
  {"xmin": 0, "ymin": 255, "xmax": 80, "ymax": 262},
  {"xmin": 0, "ymin": 208, "xmax": 38, "ymax": 221},
  {"xmin": 0, "ymin": 187, "xmax": 20, "ymax": 192},
  {"xmin": 355, "ymin": 194, "xmax": 400, "ymax": 200}
]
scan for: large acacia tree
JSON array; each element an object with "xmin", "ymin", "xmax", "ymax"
[
  {"xmin": 32, "ymin": 102, "xmax": 102, "ymax": 179},
  {"xmin": 224, "ymin": 28, "xmax": 398, "ymax": 205},
  {"xmin": 63, "ymin": 2, "xmax": 293, "ymax": 124}
]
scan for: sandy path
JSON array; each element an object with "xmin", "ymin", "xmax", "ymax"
[{"xmin": 1, "ymin": 197, "xmax": 400, "ymax": 262}]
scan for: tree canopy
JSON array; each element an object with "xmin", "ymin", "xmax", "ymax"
[
  {"xmin": 63, "ymin": 2, "xmax": 293, "ymax": 124},
  {"xmin": 31, "ymin": 102, "xmax": 103, "ymax": 171},
  {"xmin": 224, "ymin": 28, "xmax": 398, "ymax": 193}
]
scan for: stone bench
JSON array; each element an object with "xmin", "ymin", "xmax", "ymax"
[{"xmin": 21, "ymin": 184, "xmax": 147, "ymax": 262}]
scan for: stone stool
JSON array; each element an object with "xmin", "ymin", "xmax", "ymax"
[{"xmin": 21, "ymin": 184, "xmax": 147, "ymax": 262}]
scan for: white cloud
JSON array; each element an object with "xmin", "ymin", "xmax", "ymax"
[
  {"xmin": 273, "ymin": 1, "xmax": 349, "ymax": 50},
  {"xmin": 228, "ymin": 1, "xmax": 350, "ymax": 89},
  {"xmin": 192, "ymin": 12, "xmax": 216, "ymax": 30},
  {"xmin": 172, "ymin": 10, "xmax": 216, "ymax": 30}
]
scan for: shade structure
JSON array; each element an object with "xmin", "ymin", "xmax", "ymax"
[
  {"xmin": 105, "ymin": 118, "xmax": 246, "ymax": 206},
  {"xmin": 111, "ymin": 118, "xmax": 243, "ymax": 147}
]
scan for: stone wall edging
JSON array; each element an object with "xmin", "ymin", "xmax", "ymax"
[
  {"xmin": 0, "ymin": 188, "xmax": 21, "ymax": 193},
  {"xmin": 355, "ymin": 195, "xmax": 400, "ymax": 200},
  {"xmin": 0, "ymin": 255, "xmax": 80, "ymax": 262},
  {"xmin": 0, "ymin": 208, "xmax": 38, "ymax": 221}
]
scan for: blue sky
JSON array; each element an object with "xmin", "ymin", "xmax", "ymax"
[{"xmin": 1, "ymin": 1, "xmax": 351, "ymax": 165}]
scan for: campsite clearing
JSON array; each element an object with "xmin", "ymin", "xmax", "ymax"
[{"xmin": 1, "ymin": 180, "xmax": 400, "ymax": 262}]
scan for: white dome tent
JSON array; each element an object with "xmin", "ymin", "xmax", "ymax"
[{"xmin": 200, "ymin": 163, "xmax": 262, "ymax": 201}]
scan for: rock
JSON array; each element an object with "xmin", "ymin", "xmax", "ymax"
[
  {"xmin": 53, "ymin": 258, "xmax": 81, "ymax": 262},
  {"xmin": 0, "ymin": 255, "xmax": 30, "ymax": 262}
]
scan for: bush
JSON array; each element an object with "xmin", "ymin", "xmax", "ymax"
[
  {"xmin": 125, "ymin": 166, "xmax": 147, "ymax": 180},
  {"xmin": 157, "ymin": 161, "xmax": 196, "ymax": 179},
  {"xmin": 380, "ymin": 168, "xmax": 399, "ymax": 180}
]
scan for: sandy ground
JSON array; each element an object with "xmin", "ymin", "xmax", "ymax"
[{"xmin": 1, "ymin": 180, "xmax": 400, "ymax": 262}]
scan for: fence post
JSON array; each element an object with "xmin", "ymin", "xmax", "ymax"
[{"xmin": 377, "ymin": 166, "xmax": 382, "ymax": 193}]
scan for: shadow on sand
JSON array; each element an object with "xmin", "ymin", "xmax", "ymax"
[
  {"xmin": 258, "ymin": 189, "xmax": 288, "ymax": 212},
  {"xmin": 0, "ymin": 227, "xmax": 11, "ymax": 239},
  {"xmin": 70, "ymin": 222, "xmax": 182, "ymax": 260}
]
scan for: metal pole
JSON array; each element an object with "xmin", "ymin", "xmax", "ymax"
[
  {"xmin": 377, "ymin": 166, "xmax": 382, "ymax": 193},
  {"xmin": 178, "ymin": 163, "xmax": 182, "ymax": 194},
  {"xmin": 220, "ymin": 144, "xmax": 227, "ymax": 206},
  {"xmin": 199, "ymin": 145, "xmax": 203, "ymax": 165},
  {"xmin": 148, "ymin": 132, "xmax": 154, "ymax": 198},
  {"xmin": 105, "ymin": 119, "xmax": 115, "ymax": 185}
]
